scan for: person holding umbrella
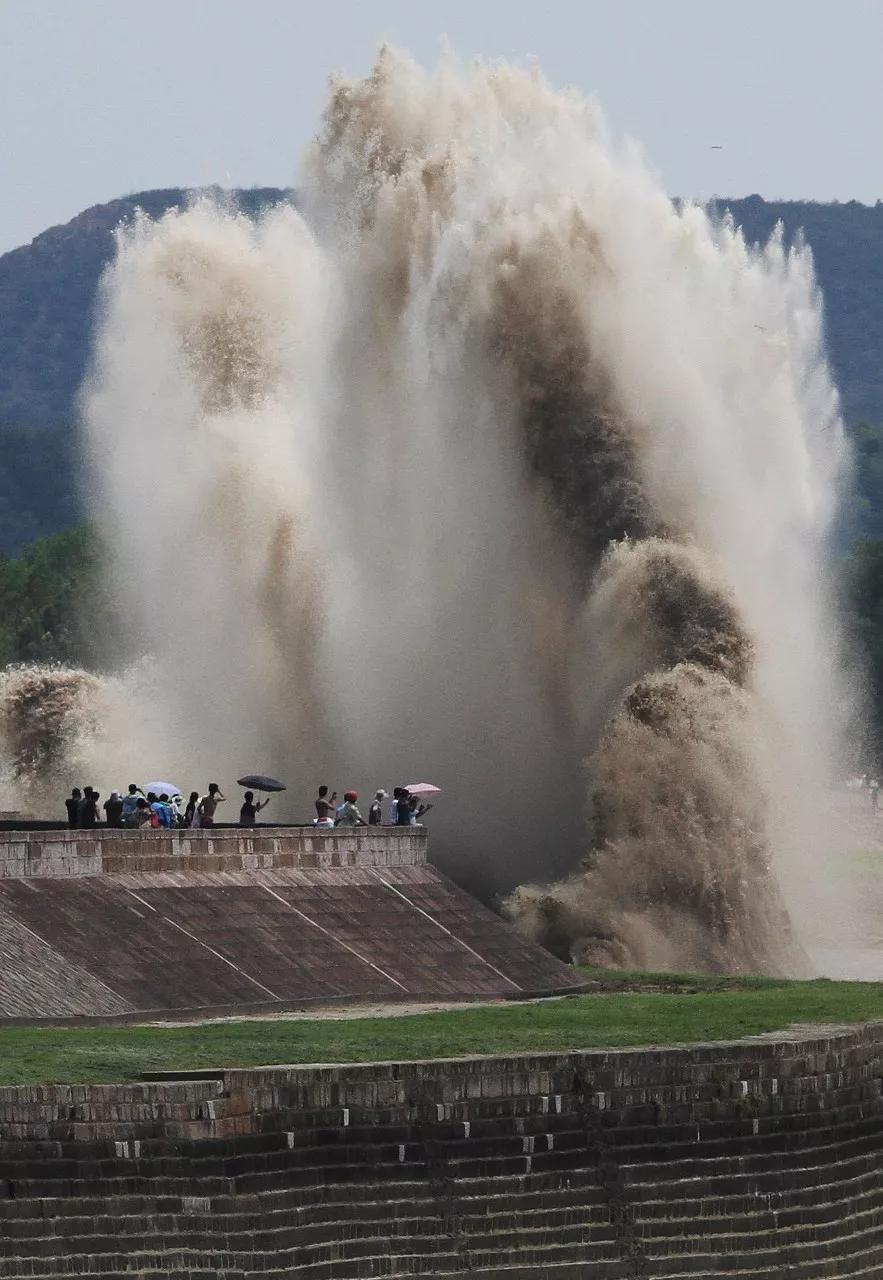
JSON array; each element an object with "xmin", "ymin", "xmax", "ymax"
[
  {"xmin": 239, "ymin": 790, "xmax": 270, "ymax": 827},
  {"xmin": 404, "ymin": 782, "xmax": 441, "ymax": 825},
  {"xmin": 236, "ymin": 775, "xmax": 286, "ymax": 826}
]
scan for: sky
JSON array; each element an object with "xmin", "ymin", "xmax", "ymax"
[{"xmin": 0, "ymin": 0, "xmax": 881, "ymax": 255}]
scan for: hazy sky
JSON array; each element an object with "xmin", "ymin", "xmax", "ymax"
[{"xmin": 1, "ymin": 0, "xmax": 881, "ymax": 255}]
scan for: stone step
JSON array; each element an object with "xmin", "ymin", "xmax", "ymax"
[
  {"xmin": 625, "ymin": 1152, "xmax": 882, "ymax": 1204},
  {"xmin": 0, "ymin": 1137, "xmax": 429, "ymax": 1179},
  {"xmin": 6, "ymin": 1085, "xmax": 881, "ymax": 1154},
  {"xmin": 0, "ymin": 1216, "xmax": 619, "ymax": 1268},
  {"xmin": 637, "ymin": 1198, "xmax": 883, "ymax": 1246},
  {"xmin": 644, "ymin": 1245, "xmax": 883, "ymax": 1280},
  {"xmin": 621, "ymin": 1124, "xmax": 883, "ymax": 1183},
  {"xmin": 0, "ymin": 1198, "xmax": 618, "ymax": 1257},
  {"xmin": 636, "ymin": 1165, "xmax": 883, "ymax": 1221},
  {"xmin": 639, "ymin": 1196, "xmax": 883, "ymax": 1247},
  {"xmin": 610, "ymin": 1109, "xmax": 883, "ymax": 1163},
  {"xmin": 6, "ymin": 1119, "xmax": 879, "ymax": 1196},
  {"xmin": 439, "ymin": 1249, "xmax": 883, "ymax": 1280},
  {"xmin": 8, "ymin": 1239, "xmax": 876, "ymax": 1280},
  {"xmin": 12, "ymin": 1146, "xmax": 876, "ymax": 1230},
  {"xmin": 11, "ymin": 1187, "xmax": 880, "ymax": 1269},
  {"xmin": 8, "ymin": 1091, "xmax": 881, "ymax": 1165},
  {"xmin": 0, "ymin": 1173, "xmax": 450, "ymax": 1217},
  {"xmin": 635, "ymin": 1232, "xmax": 883, "ymax": 1275},
  {"xmin": 0, "ymin": 1190, "xmax": 615, "ymax": 1240},
  {"xmin": 0, "ymin": 1233, "xmax": 625, "ymax": 1279}
]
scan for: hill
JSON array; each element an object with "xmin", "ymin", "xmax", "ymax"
[
  {"xmin": 0, "ymin": 187, "xmax": 291, "ymax": 552},
  {"xmin": 0, "ymin": 191, "xmax": 881, "ymax": 551},
  {"xmin": 713, "ymin": 196, "xmax": 883, "ymax": 431}
]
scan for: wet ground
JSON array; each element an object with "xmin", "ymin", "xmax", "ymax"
[{"xmin": 804, "ymin": 792, "xmax": 883, "ymax": 980}]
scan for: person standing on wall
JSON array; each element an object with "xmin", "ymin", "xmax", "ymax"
[
  {"xmin": 120, "ymin": 784, "xmax": 143, "ymax": 827},
  {"xmin": 315, "ymin": 785, "xmax": 337, "ymax": 823},
  {"xmin": 78, "ymin": 788, "xmax": 100, "ymax": 829},
  {"xmin": 65, "ymin": 787, "xmax": 81, "ymax": 829},
  {"xmin": 184, "ymin": 791, "xmax": 200, "ymax": 827},
  {"xmin": 147, "ymin": 793, "xmax": 169, "ymax": 828},
  {"xmin": 396, "ymin": 788, "xmax": 413, "ymax": 825},
  {"xmin": 133, "ymin": 798, "xmax": 152, "ymax": 828},
  {"xmin": 336, "ymin": 792, "xmax": 366, "ymax": 826},
  {"xmin": 368, "ymin": 790, "xmax": 386, "ymax": 825},
  {"xmin": 103, "ymin": 791, "xmax": 124, "ymax": 828},
  {"xmin": 239, "ymin": 790, "xmax": 269, "ymax": 827},
  {"xmin": 197, "ymin": 783, "xmax": 226, "ymax": 827}
]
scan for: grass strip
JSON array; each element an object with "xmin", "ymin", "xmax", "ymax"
[{"xmin": 2, "ymin": 977, "xmax": 883, "ymax": 1085}]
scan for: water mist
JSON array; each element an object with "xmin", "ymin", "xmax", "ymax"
[{"xmin": 0, "ymin": 49, "xmax": 855, "ymax": 974}]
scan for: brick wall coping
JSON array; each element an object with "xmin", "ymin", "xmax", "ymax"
[
  {"xmin": 1, "ymin": 1019, "xmax": 881, "ymax": 1117},
  {"xmin": 221, "ymin": 1018, "xmax": 883, "ymax": 1082},
  {"xmin": 0, "ymin": 826, "xmax": 427, "ymax": 878}
]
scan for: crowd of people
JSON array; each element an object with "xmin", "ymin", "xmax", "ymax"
[
  {"xmin": 64, "ymin": 783, "xmax": 253, "ymax": 829},
  {"xmin": 314, "ymin": 786, "xmax": 432, "ymax": 827},
  {"xmin": 62, "ymin": 782, "xmax": 433, "ymax": 830}
]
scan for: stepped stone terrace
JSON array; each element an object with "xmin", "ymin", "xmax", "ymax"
[{"xmin": 3, "ymin": 1024, "xmax": 883, "ymax": 1276}]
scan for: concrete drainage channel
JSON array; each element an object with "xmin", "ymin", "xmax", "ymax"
[{"xmin": 2, "ymin": 1024, "xmax": 883, "ymax": 1277}]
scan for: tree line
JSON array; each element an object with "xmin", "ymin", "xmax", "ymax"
[{"xmin": 0, "ymin": 524, "xmax": 115, "ymax": 670}]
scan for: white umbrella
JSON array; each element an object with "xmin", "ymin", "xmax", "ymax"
[
  {"xmin": 404, "ymin": 783, "xmax": 441, "ymax": 796},
  {"xmin": 144, "ymin": 781, "xmax": 182, "ymax": 797}
]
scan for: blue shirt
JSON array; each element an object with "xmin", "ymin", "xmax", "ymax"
[{"xmin": 150, "ymin": 801, "xmax": 171, "ymax": 828}]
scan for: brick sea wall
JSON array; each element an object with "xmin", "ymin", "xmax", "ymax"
[
  {"xmin": 0, "ymin": 825, "xmax": 427, "ymax": 878},
  {"xmin": 2, "ymin": 1023, "xmax": 883, "ymax": 1276}
]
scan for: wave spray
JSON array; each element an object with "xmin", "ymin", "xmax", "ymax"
[{"xmin": 6, "ymin": 49, "xmax": 854, "ymax": 973}]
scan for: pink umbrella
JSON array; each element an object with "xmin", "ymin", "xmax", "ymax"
[{"xmin": 405, "ymin": 783, "xmax": 442, "ymax": 796}]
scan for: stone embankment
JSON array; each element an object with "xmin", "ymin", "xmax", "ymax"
[
  {"xmin": 0, "ymin": 829, "xmax": 578, "ymax": 1019},
  {"xmin": 3, "ymin": 1023, "xmax": 883, "ymax": 1277},
  {"xmin": 0, "ymin": 825, "xmax": 427, "ymax": 879}
]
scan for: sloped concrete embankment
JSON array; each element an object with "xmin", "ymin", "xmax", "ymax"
[
  {"xmin": 0, "ymin": 829, "xmax": 577, "ymax": 1018},
  {"xmin": 2, "ymin": 1024, "xmax": 883, "ymax": 1277}
]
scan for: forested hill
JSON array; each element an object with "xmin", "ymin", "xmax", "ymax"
[
  {"xmin": 0, "ymin": 190, "xmax": 882, "ymax": 551},
  {"xmin": 711, "ymin": 197, "xmax": 883, "ymax": 431},
  {"xmin": 0, "ymin": 187, "xmax": 291, "ymax": 552}
]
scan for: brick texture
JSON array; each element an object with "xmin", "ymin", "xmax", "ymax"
[
  {"xmin": 0, "ymin": 909, "xmax": 131, "ymax": 1018},
  {"xmin": 0, "ymin": 826, "xmax": 427, "ymax": 880},
  {"xmin": 2, "ymin": 1025, "xmax": 883, "ymax": 1276}
]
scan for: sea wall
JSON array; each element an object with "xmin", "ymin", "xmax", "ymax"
[
  {"xmin": 0, "ymin": 825, "xmax": 577, "ymax": 1019},
  {"xmin": 0, "ymin": 825, "xmax": 426, "ymax": 878},
  {"xmin": 2, "ymin": 1023, "xmax": 883, "ymax": 1276}
]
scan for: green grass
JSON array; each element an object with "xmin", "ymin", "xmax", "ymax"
[{"xmin": 3, "ymin": 976, "xmax": 883, "ymax": 1085}]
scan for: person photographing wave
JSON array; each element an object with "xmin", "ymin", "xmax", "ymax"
[
  {"xmin": 314, "ymin": 785, "xmax": 337, "ymax": 825},
  {"xmin": 197, "ymin": 782, "xmax": 226, "ymax": 827}
]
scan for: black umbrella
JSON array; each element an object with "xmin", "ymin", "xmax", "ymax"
[{"xmin": 236, "ymin": 774, "xmax": 287, "ymax": 792}]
